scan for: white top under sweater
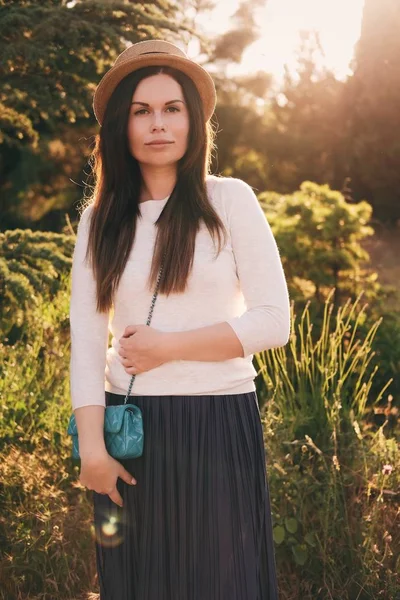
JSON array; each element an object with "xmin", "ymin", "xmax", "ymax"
[{"xmin": 69, "ymin": 175, "xmax": 291, "ymax": 410}]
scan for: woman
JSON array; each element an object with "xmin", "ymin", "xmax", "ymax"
[{"xmin": 70, "ymin": 39, "xmax": 290, "ymax": 600}]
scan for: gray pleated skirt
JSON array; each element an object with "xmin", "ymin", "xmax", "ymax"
[{"xmin": 92, "ymin": 390, "xmax": 279, "ymax": 600}]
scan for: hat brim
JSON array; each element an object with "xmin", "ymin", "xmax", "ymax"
[{"xmin": 93, "ymin": 54, "xmax": 217, "ymax": 125}]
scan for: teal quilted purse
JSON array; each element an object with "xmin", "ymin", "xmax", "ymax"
[
  {"xmin": 67, "ymin": 260, "xmax": 164, "ymax": 460},
  {"xmin": 67, "ymin": 403, "xmax": 144, "ymax": 460}
]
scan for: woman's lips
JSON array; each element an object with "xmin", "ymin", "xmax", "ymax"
[{"xmin": 146, "ymin": 141, "xmax": 174, "ymax": 149}]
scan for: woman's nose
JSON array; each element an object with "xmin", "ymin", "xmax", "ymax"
[{"xmin": 151, "ymin": 111, "xmax": 166, "ymax": 130}]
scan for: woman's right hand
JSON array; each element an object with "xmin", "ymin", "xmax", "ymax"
[{"xmin": 79, "ymin": 450, "xmax": 137, "ymax": 507}]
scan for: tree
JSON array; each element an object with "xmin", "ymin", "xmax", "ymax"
[
  {"xmin": 344, "ymin": 0, "xmax": 400, "ymax": 223},
  {"xmin": 261, "ymin": 31, "xmax": 347, "ymax": 195},
  {"xmin": 196, "ymin": 0, "xmax": 274, "ymax": 187},
  {"xmin": 0, "ymin": 0, "xmax": 184, "ymax": 228}
]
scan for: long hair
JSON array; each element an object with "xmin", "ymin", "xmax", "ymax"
[{"xmin": 82, "ymin": 65, "xmax": 227, "ymax": 313}]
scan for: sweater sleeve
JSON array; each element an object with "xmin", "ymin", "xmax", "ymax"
[
  {"xmin": 223, "ymin": 177, "xmax": 291, "ymax": 357},
  {"xmin": 69, "ymin": 205, "xmax": 109, "ymax": 410}
]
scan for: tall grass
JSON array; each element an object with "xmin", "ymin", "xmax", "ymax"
[{"xmin": 256, "ymin": 289, "xmax": 399, "ymax": 599}]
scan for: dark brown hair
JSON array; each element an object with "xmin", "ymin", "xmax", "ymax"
[{"xmin": 82, "ymin": 65, "xmax": 227, "ymax": 313}]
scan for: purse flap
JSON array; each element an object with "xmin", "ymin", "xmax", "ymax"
[
  {"xmin": 104, "ymin": 404, "xmax": 132, "ymax": 433},
  {"xmin": 67, "ymin": 404, "xmax": 139, "ymax": 436}
]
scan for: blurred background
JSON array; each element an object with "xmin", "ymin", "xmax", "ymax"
[{"xmin": 0, "ymin": 1, "xmax": 399, "ymax": 599}]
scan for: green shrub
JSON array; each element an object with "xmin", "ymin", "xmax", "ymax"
[
  {"xmin": 259, "ymin": 181, "xmax": 377, "ymax": 307},
  {"xmin": 0, "ymin": 228, "xmax": 74, "ymax": 339}
]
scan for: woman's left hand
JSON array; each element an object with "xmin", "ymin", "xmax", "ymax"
[{"xmin": 118, "ymin": 325, "xmax": 169, "ymax": 374}]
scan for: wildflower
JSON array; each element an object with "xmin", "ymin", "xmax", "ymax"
[
  {"xmin": 332, "ymin": 454, "xmax": 340, "ymax": 471},
  {"xmin": 382, "ymin": 464, "xmax": 393, "ymax": 476}
]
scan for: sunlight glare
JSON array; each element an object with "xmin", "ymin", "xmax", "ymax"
[{"xmin": 194, "ymin": 0, "xmax": 364, "ymax": 82}]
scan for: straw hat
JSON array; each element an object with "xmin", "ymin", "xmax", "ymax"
[{"xmin": 93, "ymin": 39, "xmax": 217, "ymax": 126}]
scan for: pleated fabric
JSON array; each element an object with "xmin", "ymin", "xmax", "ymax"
[{"xmin": 92, "ymin": 391, "xmax": 279, "ymax": 600}]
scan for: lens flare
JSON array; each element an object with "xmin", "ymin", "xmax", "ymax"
[{"xmin": 92, "ymin": 504, "xmax": 127, "ymax": 548}]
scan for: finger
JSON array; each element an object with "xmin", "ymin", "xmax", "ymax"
[
  {"xmin": 119, "ymin": 467, "xmax": 137, "ymax": 486},
  {"xmin": 123, "ymin": 325, "xmax": 137, "ymax": 337},
  {"xmin": 108, "ymin": 488, "xmax": 124, "ymax": 508}
]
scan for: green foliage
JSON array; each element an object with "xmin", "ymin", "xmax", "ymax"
[
  {"xmin": 0, "ymin": 272, "xmax": 72, "ymax": 449},
  {"xmin": 0, "ymin": 272, "xmax": 398, "ymax": 598},
  {"xmin": 257, "ymin": 289, "xmax": 393, "ymax": 443},
  {"xmin": 0, "ymin": 445, "xmax": 95, "ymax": 600},
  {"xmin": 0, "ymin": 278, "xmax": 97, "ymax": 599},
  {"xmin": 256, "ymin": 291, "xmax": 398, "ymax": 599},
  {"xmin": 257, "ymin": 180, "xmax": 400, "ymax": 400},
  {"xmin": 0, "ymin": 228, "xmax": 74, "ymax": 337},
  {"xmin": 260, "ymin": 181, "xmax": 377, "ymax": 306},
  {"xmin": 2, "ymin": 0, "xmax": 400, "ymax": 230},
  {"xmin": 361, "ymin": 306, "xmax": 400, "ymax": 400},
  {"xmin": 0, "ymin": 0, "xmax": 184, "ymax": 227},
  {"xmin": 0, "ymin": 101, "xmax": 39, "ymax": 148},
  {"xmin": 0, "ymin": 0, "xmax": 182, "ymax": 145}
]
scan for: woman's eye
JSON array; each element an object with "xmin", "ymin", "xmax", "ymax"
[{"xmin": 134, "ymin": 106, "xmax": 179, "ymax": 115}]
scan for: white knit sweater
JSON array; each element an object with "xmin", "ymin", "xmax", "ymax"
[{"xmin": 69, "ymin": 175, "xmax": 290, "ymax": 409}]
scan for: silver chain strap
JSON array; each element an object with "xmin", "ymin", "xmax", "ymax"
[{"xmin": 123, "ymin": 256, "xmax": 165, "ymax": 405}]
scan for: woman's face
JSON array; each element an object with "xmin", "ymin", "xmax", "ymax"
[{"xmin": 127, "ymin": 72, "xmax": 190, "ymax": 167}]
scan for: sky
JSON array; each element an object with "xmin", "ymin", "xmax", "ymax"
[{"xmin": 191, "ymin": 0, "xmax": 365, "ymax": 83}]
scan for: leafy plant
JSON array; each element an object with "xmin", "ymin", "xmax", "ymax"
[
  {"xmin": 0, "ymin": 228, "xmax": 74, "ymax": 338},
  {"xmin": 260, "ymin": 181, "xmax": 377, "ymax": 306}
]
